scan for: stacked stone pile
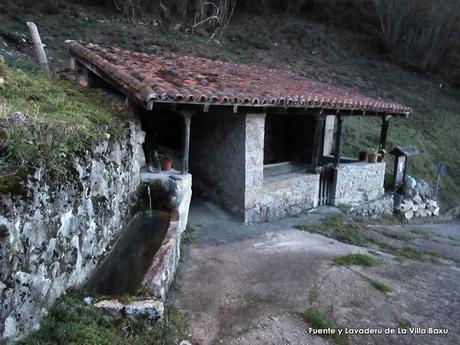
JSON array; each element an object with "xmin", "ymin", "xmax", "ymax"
[
  {"xmin": 398, "ymin": 178, "xmax": 440, "ymax": 220},
  {"xmin": 400, "ymin": 197, "xmax": 440, "ymax": 219},
  {"xmin": 348, "ymin": 194, "xmax": 394, "ymax": 218}
]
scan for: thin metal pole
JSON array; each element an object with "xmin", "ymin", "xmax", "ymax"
[{"xmin": 435, "ymin": 172, "xmax": 441, "ymax": 200}]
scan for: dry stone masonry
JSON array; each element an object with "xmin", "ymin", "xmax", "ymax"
[
  {"xmin": 0, "ymin": 120, "xmax": 145, "ymax": 343},
  {"xmin": 347, "ymin": 194, "xmax": 394, "ymax": 218},
  {"xmin": 332, "ymin": 162, "xmax": 386, "ymax": 206},
  {"xmin": 400, "ymin": 198, "xmax": 440, "ymax": 219},
  {"xmin": 244, "ymin": 114, "xmax": 319, "ymax": 223},
  {"xmin": 397, "ymin": 178, "xmax": 440, "ymax": 220}
]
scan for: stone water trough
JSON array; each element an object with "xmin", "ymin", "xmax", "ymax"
[{"xmin": 85, "ymin": 170, "xmax": 192, "ymax": 318}]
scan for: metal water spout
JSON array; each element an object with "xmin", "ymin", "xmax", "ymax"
[{"xmin": 146, "ymin": 184, "xmax": 152, "ymax": 212}]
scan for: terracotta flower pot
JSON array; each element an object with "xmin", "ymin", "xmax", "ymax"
[
  {"xmin": 161, "ymin": 159, "xmax": 172, "ymax": 171},
  {"xmin": 368, "ymin": 153, "xmax": 378, "ymax": 163}
]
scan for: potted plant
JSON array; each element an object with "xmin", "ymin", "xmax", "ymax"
[
  {"xmin": 368, "ymin": 147, "xmax": 386, "ymax": 163},
  {"xmin": 149, "ymin": 150, "xmax": 161, "ymax": 172},
  {"xmin": 160, "ymin": 153, "xmax": 173, "ymax": 171},
  {"xmin": 367, "ymin": 147, "xmax": 379, "ymax": 163}
]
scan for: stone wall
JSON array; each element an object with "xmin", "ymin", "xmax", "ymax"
[
  {"xmin": 332, "ymin": 162, "xmax": 386, "ymax": 206},
  {"xmin": 190, "ymin": 112, "xmax": 246, "ymax": 217},
  {"xmin": 244, "ymin": 114, "xmax": 319, "ymax": 223},
  {"xmin": 0, "ymin": 121, "xmax": 145, "ymax": 343},
  {"xmin": 347, "ymin": 194, "xmax": 394, "ymax": 218},
  {"xmin": 246, "ymin": 174, "xmax": 320, "ymax": 223}
]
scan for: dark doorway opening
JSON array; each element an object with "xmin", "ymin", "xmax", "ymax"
[
  {"xmin": 140, "ymin": 112, "xmax": 184, "ymax": 169},
  {"xmin": 263, "ymin": 114, "xmax": 317, "ymax": 165}
]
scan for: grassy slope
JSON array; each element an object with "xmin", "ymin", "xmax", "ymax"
[
  {"xmin": 0, "ymin": 1, "xmax": 459, "ymax": 208},
  {"xmin": 0, "ymin": 61, "xmax": 127, "ymax": 193}
]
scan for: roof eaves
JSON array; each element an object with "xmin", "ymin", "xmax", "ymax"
[{"xmin": 66, "ymin": 40, "xmax": 155, "ymax": 106}]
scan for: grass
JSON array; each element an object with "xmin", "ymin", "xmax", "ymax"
[
  {"xmin": 397, "ymin": 319, "xmax": 412, "ymax": 329},
  {"xmin": 0, "ymin": 61, "xmax": 127, "ymax": 195},
  {"xmin": 299, "ymin": 218, "xmax": 439, "ymax": 263},
  {"xmin": 381, "ymin": 231, "xmax": 413, "ymax": 241},
  {"xmin": 308, "ymin": 287, "xmax": 318, "ymax": 305},
  {"xmin": 170, "ymin": 223, "xmax": 198, "ymax": 293},
  {"xmin": 18, "ymin": 294, "xmax": 189, "ymax": 345},
  {"xmin": 304, "ymin": 287, "xmax": 347, "ymax": 344},
  {"xmin": 410, "ymin": 228, "xmax": 433, "ymax": 239},
  {"xmin": 297, "ymin": 218, "xmax": 432, "ymax": 263},
  {"xmin": 295, "ymin": 218, "xmax": 370, "ymax": 247},
  {"xmin": 368, "ymin": 279, "xmax": 392, "ymax": 294},
  {"xmin": 394, "ymin": 247, "xmax": 425, "ymax": 263},
  {"xmin": 181, "ymin": 224, "xmax": 198, "ymax": 245},
  {"xmin": 303, "ymin": 307, "xmax": 347, "ymax": 345},
  {"xmin": 332, "ymin": 253, "xmax": 379, "ymax": 267}
]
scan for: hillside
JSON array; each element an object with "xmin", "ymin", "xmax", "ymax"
[{"xmin": 1, "ymin": 0, "xmax": 459, "ymax": 209}]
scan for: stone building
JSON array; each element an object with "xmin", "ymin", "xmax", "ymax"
[{"xmin": 66, "ymin": 41, "xmax": 411, "ymax": 223}]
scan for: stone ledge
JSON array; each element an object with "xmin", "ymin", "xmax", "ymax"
[
  {"xmin": 140, "ymin": 169, "xmax": 191, "ymax": 185},
  {"xmin": 94, "ymin": 298, "xmax": 164, "ymax": 321},
  {"xmin": 138, "ymin": 212, "xmax": 181, "ymax": 300}
]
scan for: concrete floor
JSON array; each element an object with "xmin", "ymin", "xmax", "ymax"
[{"xmin": 175, "ymin": 199, "xmax": 460, "ymax": 345}]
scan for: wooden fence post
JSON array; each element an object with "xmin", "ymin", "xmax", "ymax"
[{"xmin": 26, "ymin": 22, "xmax": 50, "ymax": 76}]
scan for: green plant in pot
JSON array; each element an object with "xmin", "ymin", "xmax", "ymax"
[
  {"xmin": 150, "ymin": 150, "xmax": 161, "ymax": 172},
  {"xmin": 160, "ymin": 153, "xmax": 173, "ymax": 171},
  {"xmin": 367, "ymin": 146, "xmax": 386, "ymax": 163}
]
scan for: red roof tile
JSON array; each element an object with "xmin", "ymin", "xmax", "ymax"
[{"xmin": 66, "ymin": 40, "xmax": 411, "ymax": 115}]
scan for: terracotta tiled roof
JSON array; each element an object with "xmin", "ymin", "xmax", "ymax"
[{"xmin": 66, "ymin": 40, "xmax": 411, "ymax": 115}]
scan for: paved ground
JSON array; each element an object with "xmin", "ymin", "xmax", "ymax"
[{"xmin": 175, "ymin": 199, "xmax": 460, "ymax": 345}]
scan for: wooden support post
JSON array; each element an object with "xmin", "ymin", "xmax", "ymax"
[
  {"xmin": 333, "ymin": 116, "xmax": 344, "ymax": 167},
  {"xmin": 311, "ymin": 116, "xmax": 325, "ymax": 172},
  {"xmin": 379, "ymin": 115, "xmax": 390, "ymax": 157},
  {"xmin": 181, "ymin": 113, "xmax": 192, "ymax": 174},
  {"xmin": 26, "ymin": 22, "xmax": 50, "ymax": 76}
]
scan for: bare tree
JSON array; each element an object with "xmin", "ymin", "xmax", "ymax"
[
  {"xmin": 112, "ymin": 0, "xmax": 237, "ymax": 40},
  {"xmin": 373, "ymin": 0, "xmax": 460, "ymax": 72}
]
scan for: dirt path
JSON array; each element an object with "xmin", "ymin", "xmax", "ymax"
[{"xmin": 175, "ymin": 199, "xmax": 460, "ymax": 345}]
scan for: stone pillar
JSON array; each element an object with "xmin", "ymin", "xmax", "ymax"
[
  {"xmin": 323, "ymin": 115, "xmax": 335, "ymax": 156},
  {"xmin": 244, "ymin": 113, "xmax": 266, "ymax": 223}
]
